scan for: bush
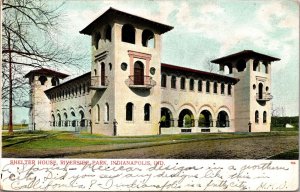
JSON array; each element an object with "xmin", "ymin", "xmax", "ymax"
[
  {"xmin": 271, "ymin": 116, "xmax": 299, "ymax": 128},
  {"xmin": 184, "ymin": 114, "xmax": 191, "ymax": 127}
]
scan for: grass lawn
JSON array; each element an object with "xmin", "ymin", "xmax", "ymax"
[
  {"xmin": 2, "ymin": 124, "xmax": 28, "ymax": 130},
  {"xmin": 268, "ymin": 149, "xmax": 299, "ymax": 159},
  {"xmin": 2, "ymin": 130, "xmax": 298, "ymax": 150}
]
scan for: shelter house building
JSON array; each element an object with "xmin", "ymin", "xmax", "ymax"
[{"xmin": 24, "ymin": 8, "xmax": 280, "ymax": 136}]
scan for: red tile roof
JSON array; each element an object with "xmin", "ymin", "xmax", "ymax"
[
  {"xmin": 161, "ymin": 63, "xmax": 239, "ymax": 84},
  {"xmin": 80, "ymin": 7, "xmax": 174, "ymax": 35},
  {"xmin": 24, "ymin": 68, "xmax": 69, "ymax": 79},
  {"xmin": 211, "ymin": 50, "xmax": 280, "ymax": 64}
]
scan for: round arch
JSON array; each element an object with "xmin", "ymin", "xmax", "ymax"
[
  {"xmin": 160, "ymin": 107, "xmax": 174, "ymax": 128},
  {"xmin": 217, "ymin": 110, "xmax": 230, "ymax": 127},
  {"xmin": 216, "ymin": 106, "xmax": 231, "ymax": 119},
  {"xmin": 177, "ymin": 103, "xmax": 197, "ymax": 118},
  {"xmin": 198, "ymin": 105, "xmax": 215, "ymax": 119},
  {"xmin": 178, "ymin": 109, "xmax": 194, "ymax": 127}
]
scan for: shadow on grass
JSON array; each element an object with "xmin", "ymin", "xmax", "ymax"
[{"xmin": 268, "ymin": 149, "xmax": 299, "ymax": 160}]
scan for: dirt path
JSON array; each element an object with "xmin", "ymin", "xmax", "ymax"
[{"xmin": 66, "ymin": 136, "xmax": 298, "ymax": 159}]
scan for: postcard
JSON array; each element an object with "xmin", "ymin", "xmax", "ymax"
[{"xmin": 1, "ymin": 0, "xmax": 299, "ymax": 191}]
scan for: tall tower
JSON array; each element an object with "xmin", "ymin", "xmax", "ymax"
[
  {"xmin": 211, "ymin": 50, "xmax": 280, "ymax": 132},
  {"xmin": 24, "ymin": 69, "xmax": 68, "ymax": 131},
  {"xmin": 80, "ymin": 8, "xmax": 173, "ymax": 136}
]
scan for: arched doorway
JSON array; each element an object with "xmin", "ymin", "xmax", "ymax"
[
  {"xmin": 178, "ymin": 109, "xmax": 194, "ymax": 127},
  {"xmin": 134, "ymin": 61, "xmax": 144, "ymax": 85},
  {"xmin": 199, "ymin": 110, "xmax": 212, "ymax": 127},
  {"xmin": 217, "ymin": 111, "xmax": 229, "ymax": 127},
  {"xmin": 160, "ymin": 107, "xmax": 173, "ymax": 127}
]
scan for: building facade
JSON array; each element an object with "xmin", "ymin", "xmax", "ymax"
[{"xmin": 24, "ymin": 8, "xmax": 280, "ymax": 136}]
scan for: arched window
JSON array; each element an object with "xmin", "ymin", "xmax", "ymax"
[
  {"xmin": 51, "ymin": 77, "xmax": 59, "ymax": 86},
  {"xmin": 134, "ymin": 61, "xmax": 144, "ymax": 85},
  {"xmin": 79, "ymin": 110, "xmax": 85, "ymax": 127},
  {"xmin": 255, "ymin": 111, "xmax": 259, "ymax": 123},
  {"xmin": 144, "ymin": 103, "xmax": 151, "ymax": 121},
  {"xmin": 198, "ymin": 80, "xmax": 202, "ymax": 92},
  {"xmin": 101, "ymin": 62, "xmax": 106, "ymax": 86},
  {"xmin": 161, "ymin": 74, "xmax": 166, "ymax": 87},
  {"xmin": 221, "ymin": 83, "xmax": 225, "ymax": 94},
  {"xmin": 263, "ymin": 111, "xmax": 267, "ymax": 123},
  {"xmin": 263, "ymin": 62, "xmax": 268, "ymax": 74},
  {"xmin": 96, "ymin": 104, "xmax": 100, "ymax": 122},
  {"xmin": 51, "ymin": 114, "xmax": 55, "ymax": 126},
  {"xmin": 94, "ymin": 32, "xmax": 101, "ymax": 49},
  {"xmin": 71, "ymin": 111, "xmax": 76, "ymax": 127},
  {"xmin": 126, "ymin": 102, "xmax": 133, "ymax": 121},
  {"xmin": 206, "ymin": 81, "xmax": 210, "ymax": 93},
  {"xmin": 180, "ymin": 77, "xmax": 185, "ymax": 90},
  {"xmin": 253, "ymin": 59, "xmax": 259, "ymax": 71},
  {"xmin": 189, "ymin": 79, "xmax": 194, "ymax": 91},
  {"xmin": 39, "ymin": 76, "xmax": 47, "ymax": 85},
  {"xmin": 228, "ymin": 84, "xmax": 232, "ymax": 95},
  {"xmin": 213, "ymin": 82, "xmax": 218, "ymax": 93},
  {"xmin": 57, "ymin": 113, "xmax": 61, "ymax": 127},
  {"xmin": 104, "ymin": 25, "xmax": 111, "ymax": 42},
  {"xmin": 94, "ymin": 69, "xmax": 97, "ymax": 76},
  {"xmin": 122, "ymin": 24, "xmax": 135, "ymax": 44},
  {"xmin": 105, "ymin": 103, "xmax": 109, "ymax": 122},
  {"xmin": 237, "ymin": 59, "xmax": 246, "ymax": 72},
  {"xmin": 171, "ymin": 76, "xmax": 176, "ymax": 89},
  {"xmin": 142, "ymin": 29, "xmax": 154, "ymax": 48},
  {"xmin": 64, "ymin": 112, "xmax": 68, "ymax": 127}
]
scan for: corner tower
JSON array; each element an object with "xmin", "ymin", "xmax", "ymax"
[
  {"xmin": 211, "ymin": 50, "xmax": 280, "ymax": 132},
  {"xmin": 24, "ymin": 69, "xmax": 69, "ymax": 131},
  {"xmin": 80, "ymin": 8, "xmax": 173, "ymax": 135}
]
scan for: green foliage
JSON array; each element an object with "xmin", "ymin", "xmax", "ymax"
[
  {"xmin": 184, "ymin": 114, "xmax": 191, "ymax": 127},
  {"xmin": 160, "ymin": 116, "xmax": 166, "ymax": 122},
  {"xmin": 271, "ymin": 116, "xmax": 299, "ymax": 128}
]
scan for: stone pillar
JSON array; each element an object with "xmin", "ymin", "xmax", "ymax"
[{"xmin": 173, "ymin": 118, "xmax": 178, "ymax": 127}]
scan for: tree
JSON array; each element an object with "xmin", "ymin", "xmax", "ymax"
[
  {"xmin": 204, "ymin": 56, "xmax": 218, "ymax": 73},
  {"xmin": 2, "ymin": 0, "xmax": 86, "ymax": 134}
]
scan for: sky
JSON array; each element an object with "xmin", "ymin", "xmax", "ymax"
[{"xmin": 10, "ymin": 0, "xmax": 299, "ymax": 123}]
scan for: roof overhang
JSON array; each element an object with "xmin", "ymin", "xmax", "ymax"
[{"xmin": 80, "ymin": 7, "xmax": 174, "ymax": 35}]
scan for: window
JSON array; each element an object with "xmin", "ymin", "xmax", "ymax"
[
  {"xmin": 161, "ymin": 74, "xmax": 167, "ymax": 87},
  {"xmin": 126, "ymin": 102, "xmax": 133, "ymax": 121},
  {"xmin": 253, "ymin": 60, "xmax": 259, "ymax": 71},
  {"xmin": 171, "ymin": 76, "xmax": 176, "ymax": 89},
  {"xmin": 258, "ymin": 83, "xmax": 263, "ymax": 99},
  {"xmin": 101, "ymin": 62, "xmax": 106, "ymax": 86},
  {"xmin": 263, "ymin": 62, "xmax": 268, "ymax": 74},
  {"xmin": 142, "ymin": 29, "xmax": 154, "ymax": 48},
  {"xmin": 198, "ymin": 80, "xmax": 202, "ymax": 92},
  {"xmin": 94, "ymin": 32, "xmax": 101, "ymax": 49},
  {"xmin": 263, "ymin": 111, "xmax": 267, "ymax": 123},
  {"xmin": 144, "ymin": 104, "xmax": 151, "ymax": 121},
  {"xmin": 237, "ymin": 59, "xmax": 246, "ymax": 72},
  {"xmin": 189, "ymin": 79, "xmax": 194, "ymax": 91},
  {"xmin": 255, "ymin": 111, "xmax": 259, "ymax": 123},
  {"xmin": 96, "ymin": 104, "xmax": 100, "ymax": 122},
  {"xmin": 39, "ymin": 76, "xmax": 47, "ymax": 85},
  {"xmin": 105, "ymin": 103, "xmax": 109, "ymax": 122},
  {"xmin": 206, "ymin": 81, "xmax": 210, "ymax": 93},
  {"xmin": 51, "ymin": 77, "xmax": 59, "ymax": 86},
  {"xmin": 213, "ymin": 82, "xmax": 218, "ymax": 93},
  {"xmin": 122, "ymin": 24, "xmax": 135, "ymax": 44},
  {"xmin": 180, "ymin": 77, "xmax": 186, "ymax": 90},
  {"xmin": 104, "ymin": 25, "xmax": 111, "ymax": 42},
  {"xmin": 228, "ymin": 84, "xmax": 232, "ymax": 95},
  {"xmin": 221, "ymin": 83, "xmax": 225, "ymax": 94}
]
